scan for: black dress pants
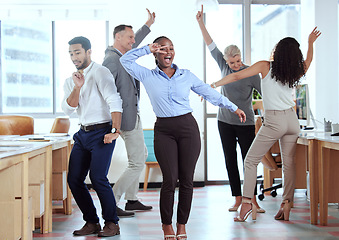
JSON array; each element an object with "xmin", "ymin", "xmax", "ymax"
[
  {"xmin": 217, "ymin": 121, "xmax": 257, "ymax": 196},
  {"xmin": 154, "ymin": 113, "xmax": 200, "ymax": 225}
]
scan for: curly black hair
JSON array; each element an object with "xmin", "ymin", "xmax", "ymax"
[{"xmin": 271, "ymin": 37, "xmax": 305, "ymax": 88}]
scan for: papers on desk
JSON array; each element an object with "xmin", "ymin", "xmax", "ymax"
[
  {"xmin": 43, "ymin": 133, "xmax": 69, "ymax": 137},
  {"xmin": 0, "ymin": 141, "xmax": 33, "ymax": 152}
]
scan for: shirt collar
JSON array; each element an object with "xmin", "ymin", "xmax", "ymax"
[
  {"xmin": 155, "ymin": 64, "xmax": 181, "ymax": 77},
  {"xmin": 113, "ymin": 48, "xmax": 123, "ymax": 56},
  {"xmin": 82, "ymin": 61, "xmax": 94, "ymax": 75}
]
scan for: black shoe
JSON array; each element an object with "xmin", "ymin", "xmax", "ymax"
[
  {"xmin": 73, "ymin": 222, "xmax": 101, "ymax": 236},
  {"xmin": 125, "ymin": 200, "xmax": 153, "ymax": 211},
  {"xmin": 116, "ymin": 206, "xmax": 135, "ymax": 217}
]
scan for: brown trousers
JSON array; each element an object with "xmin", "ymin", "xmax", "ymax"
[{"xmin": 154, "ymin": 113, "xmax": 201, "ymax": 225}]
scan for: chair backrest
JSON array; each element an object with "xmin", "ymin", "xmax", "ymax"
[
  {"xmin": 143, "ymin": 129, "xmax": 157, "ymax": 162},
  {"xmin": 50, "ymin": 117, "xmax": 70, "ymax": 133},
  {"xmin": 0, "ymin": 115, "xmax": 34, "ymax": 135},
  {"xmin": 255, "ymin": 117, "xmax": 281, "ymax": 171}
]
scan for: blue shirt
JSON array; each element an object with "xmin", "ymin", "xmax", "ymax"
[{"xmin": 120, "ymin": 45, "xmax": 238, "ymax": 118}]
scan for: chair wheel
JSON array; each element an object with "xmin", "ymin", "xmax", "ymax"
[
  {"xmin": 258, "ymin": 194, "xmax": 265, "ymax": 201},
  {"xmin": 271, "ymin": 190, "xmax": 277, "ymax": 197}
]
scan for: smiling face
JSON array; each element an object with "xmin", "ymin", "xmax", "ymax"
[
  {"xmin": 153, "ymin": 38, "xmax": 175, "ymax": 70},
  {"xmin": 114, "ymin": 27, "xmax": 136, "ymax": 54},
  {"xmin": 69, "ymin": 43, "xmax": 91, "ymax": 70},
  {"xmin": 225, "ymin": 54, "xmax": 242, "ymax": 71}
]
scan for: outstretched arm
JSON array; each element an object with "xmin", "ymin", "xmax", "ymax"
[
  {"xmin": 304, "ymin": 27, "xmax": 321, "ymax": 73},
  {"xmin": 145, "ymin": 8, "xmax": 156, "ymax": 28},
  {"xmin": 212, "ymin": 61, "xmax": 269, "ymax": 87},
  {"xmin": 196, "ymin": 5, "xmax": 213, "ymax": 46}
]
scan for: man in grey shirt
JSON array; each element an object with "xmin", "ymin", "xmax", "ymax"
[{"xmin": 102, "ymin": 9, "xmax": 155, "ymax": 217}]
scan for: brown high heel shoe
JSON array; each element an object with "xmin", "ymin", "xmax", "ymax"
[
  {"xmin": 275, "ymin": 199, "xmax": 292, "ymax": 221},
  {"xmin": 234, "ymin": 199, "xmax": 257, "ymax": 222}
]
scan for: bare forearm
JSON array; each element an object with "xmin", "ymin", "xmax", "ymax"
[
  {"xmin": 111, "ymin": 112, "xmax": 122, "ymax": 131},
  {"xmin": 198, "ymin": 21, "xmax": 213, "ymax": 46},
  {"xmin": 214, "ymin": 74, "xmax": 237, "ymax": 87},
  {"xmin": 66, "ymin": 87, "xmax": 81, "ymax": 107},
  {"xmin": 304, "ymin": 42, "xmax": 314, "ymax": 72}
]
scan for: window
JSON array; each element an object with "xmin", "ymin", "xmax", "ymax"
[
  {"xmin": 205, "ymin": 1, "xmax": 301, "ymax": 182},
  {"xmin": 251, "ymin": 4, "xmax": 301, "ymax": 63},
  {"xmin": 205, "ymin": 4, "xmax": 242, "ymax": 115},
  {"xmin": 1, "ymin": 21, "xmax": 53, "ymax": 113},
  {"xmin": 0, "ymin": 20, "xmax": 107, "ymax": 115}
]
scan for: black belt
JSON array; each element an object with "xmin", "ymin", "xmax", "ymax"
[{"xmin": 80, "ymin": 122, "xmax": 111, "ymax": 132}]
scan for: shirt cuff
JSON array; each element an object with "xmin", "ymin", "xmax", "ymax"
[{"xmin": 208, "ymin": 41, "xmax": 217, "ymax": 52}]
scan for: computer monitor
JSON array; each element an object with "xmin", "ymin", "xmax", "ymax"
[{"xmin": 295, "ymin": 84, "xmax": 310, "ymax": 128}]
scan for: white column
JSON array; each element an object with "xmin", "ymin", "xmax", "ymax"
[{"xmin": 301, "ymin": 0, "xmax": 339, "ymax": 125}]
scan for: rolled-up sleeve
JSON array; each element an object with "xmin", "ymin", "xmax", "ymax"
[
  {"xmin": 96, "ymin": 67, "xmax": 123, "ymax": 113},
  {"xmin": 61, "ymin": 78, "xmax": 77, "ymax": 116}
]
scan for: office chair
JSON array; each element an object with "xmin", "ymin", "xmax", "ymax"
[
  {"xmin": 0, "ymin": 115, "xmax": 34, "ymax": 135},
  {"xmin": 50, "ymin": 117, "xmax": 70, "ymax": 133},
  {"xmin": 255, "ymin": 117, "xmax": 283, "ymax": 201},
  {"xmin": 143, "ymin": 129, "xmax": 160, "ymax": 191}
]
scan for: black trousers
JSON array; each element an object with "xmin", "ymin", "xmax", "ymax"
[
  {"xmin": 154, "ymin": 113, "xmax": 201, "ymax": 225},
  {"xmin": 217, "ymin": 121, "xmax": 257, "ymax": 196}
]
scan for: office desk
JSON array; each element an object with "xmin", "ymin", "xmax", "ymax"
[
  {"xmin": 0, "ymin": 135, "xmax": 72, "ymax": 239},
  {"xmin": 0, "ymin": 141, "xmax": 52, "ymax": 239},
  {"xmin": 311, "ymin": 132, "xmax": 339, "ymax": 225},
  {"xmin": 297, "ymin": 131, "xmax": 339, "ymax": 226}
]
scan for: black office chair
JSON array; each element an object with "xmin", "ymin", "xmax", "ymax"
[{"xmin": 255, "ymin": 117, "xmax": 283, "ymax": 201}]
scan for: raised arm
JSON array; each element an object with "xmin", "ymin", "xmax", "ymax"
[
  {"xmin": 196, "ymin": 5, "xmax": 213, "ymax": 46},
  {"xmin": 133, "ymin": 9, "xmax": 155, "ymax": 48},
  {"xmin": 145, "ymin": 8, "xmax": 156, "ymax": 28},
  {"xmin": 304, "ymin": 27, "xmax": 321, "ymax": 73},
  {"xmin": 213, "ymin": 61, "xmax": 269, "ymax": 87}
]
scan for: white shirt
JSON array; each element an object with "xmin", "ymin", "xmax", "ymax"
[
  {"xmin": 261, "ymin": 67, "xmax": 295, "ymax": 110},
  {"xmin": 61, "ymin": 61, "xmax": 123, "ymax": 126}
]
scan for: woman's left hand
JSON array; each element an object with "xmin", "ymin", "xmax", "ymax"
[
  {"xmin": 234, "ymin": 108, "xmax": 246, "ymax": 123},
  {"xmin": 309, "ymin": 27, "xmax": 321, "ymax": 44}
]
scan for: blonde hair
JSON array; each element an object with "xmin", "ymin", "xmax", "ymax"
[{"xmin": 223, "ymin": 45, "xmax": 241, "ymax": 60}]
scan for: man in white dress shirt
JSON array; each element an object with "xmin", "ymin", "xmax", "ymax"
[{"xmin": 62, "ymin": 36, "xmax": 122, "ymax": 237}]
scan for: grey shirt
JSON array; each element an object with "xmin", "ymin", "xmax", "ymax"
[{"xmin": 209, "ymin": 42, "xmax": 261, "ymax": 126}]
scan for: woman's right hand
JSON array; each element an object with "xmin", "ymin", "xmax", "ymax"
[{"xmin": 148, "ymin": 43, "xmax": 167, "ymax": 54}]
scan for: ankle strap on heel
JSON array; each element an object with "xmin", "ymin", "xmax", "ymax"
[{"xmin": 242, "ymin": 199, "xmax": 252, "ymax": 204}]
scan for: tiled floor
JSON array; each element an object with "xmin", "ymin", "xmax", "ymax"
[{"xmin": 33, "ymin": 185, "xmax": 339, "ymax": 239}]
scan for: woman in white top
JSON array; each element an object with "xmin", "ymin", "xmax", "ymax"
[{"xmin": 212, "ymin": 27, "xmax": 321, "ymax": 222}]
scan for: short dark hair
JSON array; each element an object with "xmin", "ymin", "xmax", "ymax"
[
  {"xmin": 68, "ymin": 36, "xmax": 91, "ymax": 51},
  {"xmin": 113, "ymin": 24, "xmax": 133, "ymax": 39}
]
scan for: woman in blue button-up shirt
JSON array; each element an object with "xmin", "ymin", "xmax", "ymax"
[{"xmin": 120, "ymin": 36, "xmax": 245, "ymax": 240}]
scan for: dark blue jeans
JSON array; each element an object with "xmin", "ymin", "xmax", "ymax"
[{"xmin": 67, "ymin": 126, "xmax": 119, "ymax": 224}]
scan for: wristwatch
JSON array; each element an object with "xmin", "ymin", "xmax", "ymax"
[{"xmin": 111, "ymin": 128, "xmax": 118, "ymax": 134}]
